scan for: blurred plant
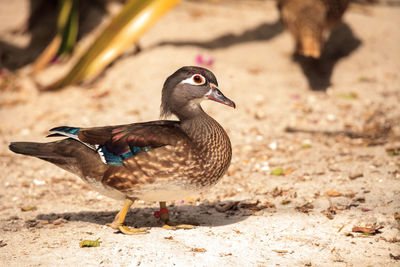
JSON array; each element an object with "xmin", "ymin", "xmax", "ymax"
[
  {"xmin": 43, "ymin": 0, "xmax": 180, "ymax": 90},
  {"xmin": 33, "ymin": 0, "xmax": 79, "ymax": 73}
]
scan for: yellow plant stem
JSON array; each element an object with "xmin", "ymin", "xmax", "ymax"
[{"xmin": 46, "ymin": 0, "xmax": 181, "ymax": 90}]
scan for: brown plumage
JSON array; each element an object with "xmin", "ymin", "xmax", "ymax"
[
  {"xmin": 9, "ymin": 66, "xmax": 235, "ymax": 234},
  {"xmin": 278, "ymin": 0, "xmax": 350, "ymax": 58}
]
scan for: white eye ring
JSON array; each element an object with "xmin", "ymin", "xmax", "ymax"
[{"xmin": 180, "ymin": 74, "xmax": 206, "ymax": 86}]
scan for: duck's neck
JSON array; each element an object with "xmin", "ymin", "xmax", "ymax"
[
  {"xmin": 178, "ymin": 105, "xmax": 232, "ymax": 183},
  {"xmin": 179, "ymin": 107, "xmax": 231, "ymax": 157},
  {"xmin": 181, "ymin": 111, "xmax": 215, "ymax": 145}
]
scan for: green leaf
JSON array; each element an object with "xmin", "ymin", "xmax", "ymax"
[
  {"xmin": 33, "ymin": 0, "xmax": 78, "ymax": 73},
  {"xmin": 301, "ymin": 144, "xmax": 312, "ymax": 149},
  {"xmin": 59, "ymin": 0, "xmax": 79, "ymax": 56},
  {"xmin": 270, "ymin": 168, "xmax": 284, "ymax": 176},
  {"xmin": 79, "ymin": 238, "xmax": 101, "ymax": 248},
  {"xmin": 338, "ymin": 92, "xmax": 358, "ymax": 99}
]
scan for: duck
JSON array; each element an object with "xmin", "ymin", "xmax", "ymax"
[
  {"xmin": 278, "ymin": 0, "xmax": 350, "ymax": 58},
  {"xmin": 9, "ymin": 66, "xmax": 235, "ymax": 234}
]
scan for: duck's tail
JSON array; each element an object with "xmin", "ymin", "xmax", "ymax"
[
  {"xmin": 9, "ymin": 139, "xmax": 106, "ymax": 177},
  {"xmin": 9, "ymin": 141, "xmax": 61, "ymax": 159}
]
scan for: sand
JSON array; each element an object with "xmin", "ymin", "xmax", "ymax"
[{"xmin": 0, "ymin": 0, "xmax": 399, "ymax": 266}]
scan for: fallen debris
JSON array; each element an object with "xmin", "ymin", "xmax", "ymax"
[
  {"xmin": 0, "ymin": 240, "xmax": 7, "ymax": 248},
  {"xmin": 272, "ymin": 249, "xmax": 289, "ymax": 254},
  {"xmin": 215, "ymin": 200, "xmax": 275, "ymax": 213},
  {"xmin": 326, "ymin": 190, "xmax": 342, "ymax": 197},
  {"xmin": 322, "ymin": 206, "xmax": 337, "ymax": 220},
  {"xmin": 233, "ymin": 229, "xmax": 243, "ymax": 234},
  {"xmin": 379, "ymin": 237, "xmax": 400, "ymax": 243},
  {"xmin": 271, "ymin": 187, "xmax": 289, "ymax": 198},
  {"xmin": 79, "ymin": 238, "xmax": 101, "ymax": 248},
  {"xmin": 25, "ymin": 217, "xmax": 68, "ymax": 229},
  {"xmin": 353, "ymin": 197, "xmax": 366, "ymax": 203},
  {"xmin": 20, "ymin": 206, "xmax": 37, "ymax": 212},
  {"xmin": 25, "ymin": 219, "xmax": 49, "ymax": 228},
  {"xmin": 349, "ymin": 172, "xmax": 363, "ymax": 180},
  {"xmin": 345, "ymin": 232, "xmax": 354, "ymax": 237},
  {"xmin": 352, "ymin": 225, "xmax": 383, "ymax": 235},
  {"xmin": 239, "ymin": 200, "xmax": 275, "ymax": 211},
  {"xmin": 270, "ymin": 168, "xmax": 284, "ymax": 176},
  {"xmin": 295, "ymin": 203, "xmax": 314, "ymax": 214},
  {"xmin": 215, "ymin": 201, "xmax": 239, "ymax": 212},
  {"xmin": 386, "ymin": 146, "xmax": 400, "ymax": 156},
  {"xmin": 338, "ymin": 92, "xmax": 358, "ymax": 99},
  {"xmin": 190, "ymin": 248, "xmax": 207, "ymax": 253},
  {"xmin": 389, "ymin": 254, "xmax": 400, "ymax": 261},
  {"xmin": 51, "ymin": 218, "xmax": 68, "ymax": 225}
]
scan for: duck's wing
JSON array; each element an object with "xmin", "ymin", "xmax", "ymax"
[{"xmin": 49, "ymin": 120, "xmax": 190, "ymax": 166}]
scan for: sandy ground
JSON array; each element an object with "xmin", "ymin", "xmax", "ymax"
[{"xmin": 1, "ymin": 0, "xmax": 400, "ymax": 266}]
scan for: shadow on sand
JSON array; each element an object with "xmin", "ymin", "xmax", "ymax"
[
  {"xmin": 36, "ymin": 201, "xmax": 252, "ymax": 229},
  {"xmin": 292, "ymin": 22, "xmax": 362, "ymax": 91},
  {"xmin": 156, "ymin": 20, "xmax": 283, "ymax": 50}
]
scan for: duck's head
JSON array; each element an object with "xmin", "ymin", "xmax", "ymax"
[{"xmin": 161, "ymin": 66, "xmax": 235, "ymax": 120}]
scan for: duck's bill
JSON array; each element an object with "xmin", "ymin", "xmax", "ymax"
[{"xmin": 207, "ymin": 88, "xmax": 236, "ymax": 108}]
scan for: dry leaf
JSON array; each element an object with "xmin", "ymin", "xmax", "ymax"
[
  {"xmin": 353, "ymin": 197, "xmax": 365, "ymax": 203},
  {"xmin": 244, "ymin": 201, "xmax": 276, "ymax": 213},
  {"xmin": 91, "ymin": 90, "xmax": 110, "ymax": 99},
  {"xmin": 272, "ymin": 249, "xmax": 288, "ymax": 254},
  {"xmin": 344, "ymin": 193, "xmax": 356, "ymax": 198},
  {"xmin": 295, "ymin": 203, "xmax": 314, "ymax": 213},
  {"xmin": 390, "ymin": 254, "xmax": 400, "ymax": 261},
  {"xmin": 0, "ymin": 240, "xmax": 7, "ymax": 248},
  {"xmin": 352, "ymin": 226, "xmax": 383, "ymax": 235},
  {"xmin": 325, "ymin": 190, "xmax": 342, "ymax": 197},
  {"xmin": 191, "ymin": 248, "xmax": 206, "ymax": 253},
  {"xmin": 215, "ymin": 200, "xmax": 274, "ymax": 213},
  {"xmin": 379, "ymin": 237, "xmax": 400, "ymax": 243},
  {"xmin": 51, "ymin": 218, "xmax": 68, "ymax": 225},
  {"xmin": 322, "ymin": 206, "xmax": 337, "ymax": 220},
  {"xmin": 272, "ymin": 187, "xmax": 289, "ymax": 197},
  {"xmin": 386, "ymin": 146, "xmax": 400, "ymax": 156},
  {"xmin": 349, "ymin": 172, "xmax": 363, "ymax": 180},
  {"xmin": 283, "ymin": 168, "xmax": 293, "ymax": 175},
  {"xmin": 215, "ymin": 201, "xmax": 239, "ymax": 212},
  {"xmin": 20, "ymin": 206, "xmax": 37, "ymax": 212},
  {"xmin": 25, "ymin": 219, "xmax": 49, "ymax": 228}
]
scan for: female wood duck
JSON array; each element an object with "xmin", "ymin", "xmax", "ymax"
[
  {"xmin": 9, "ymin": 66, "xmax": 235, "ymax": 234},
  {"xmin": 278, "ymin": 0, "xmax": 350, "ymax": 58}
]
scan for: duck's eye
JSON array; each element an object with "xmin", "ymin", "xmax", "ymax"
[
  {"xmin": 180, "ymin": 74, "xmax": 206, "ymax": 86},
  {"xmin": 193, "ymin": 75, "xmax": 205, "ymax": 85}
]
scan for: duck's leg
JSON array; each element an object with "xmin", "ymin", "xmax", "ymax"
[
  {"xmin": 157, "ymin": 201, "xmax": 196, "ymax": 230},
  {"xmin": 107, "ymin": 199, "xmax": 149, "ymax": 235}
]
